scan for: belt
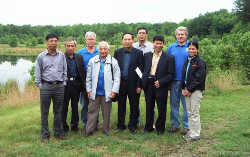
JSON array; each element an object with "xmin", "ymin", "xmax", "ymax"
[
  {"xmin": 42, "ymin": 80, "xmax": 63, "ymax": 85},
  {"xmin": 68, "ymin": 77, "xmax": 80, "ymax": 81},
  {"xmin": 147, "ymin": 75, "xmax": 156, "ymax": 84}
]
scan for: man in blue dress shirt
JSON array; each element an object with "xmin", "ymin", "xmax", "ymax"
[{"xmin": 166, "ymin": 26, "xmax": 189, "ymax": 135}]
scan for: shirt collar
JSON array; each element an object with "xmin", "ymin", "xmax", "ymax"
[
  {"xmin": 153, "ymin": 51, "xmax": 162, "ymax": 57},
  {"xmin": 94, "ymin": 54, "xmax": 112, "ymax": 63},
  {"xmin": 65, "ymin": 53, "xmax": 75, "ymax": 59},
  {"xmin": 138, "ymin": 41, "xmax": 150, "ymax": 47},
  {"xmin": 45, "ymin": 49, "xmax": 59, "ymax": 55},
  {"xmin": 175, "ymin": 40, "xmax": 189, "ymax": 47},
  {"xmin": 84, "ymin": 46, "xmax": 98, "ymax": 53}
]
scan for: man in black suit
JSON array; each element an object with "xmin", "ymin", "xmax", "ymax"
[
  {"xmin": 114, "ymin": 33, "xmax": 144, "ymax": 134},
  {"xmin": 62, "ymin": 39, "xmax": 87, "ymax": 132},
  {"xmin": 142, "ymin": 35, "xmax": 175, "ymax": 135}
]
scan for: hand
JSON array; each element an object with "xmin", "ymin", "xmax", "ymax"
[
  {"xmin": 88, "ymin": 92, "xmax": 91, "ymax": 99},
  {"xmin": 186, "ymin": 91, "xmax": 192, "ymax": 97},
  {"xmin": 182, "ymin": 89, "xmax": 187, "ymax": 96},
  {"xmin": 110, "ymin": 92, "xmax": 116, "ymax": 98},
  {"xmin": 136, "ymin": 88, "xmax": 141, "ymax": 94},
  {"xmin": 154, "ymin": 80, "xmax": 160, "ymax": 88}
]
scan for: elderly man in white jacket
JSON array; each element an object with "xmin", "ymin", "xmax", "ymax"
[{"xmin": 85, "ymin": 41, "xmax": 120, "ymax": 136}]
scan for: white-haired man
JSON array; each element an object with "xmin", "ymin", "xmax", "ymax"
[
  {"xmin": 166, "ymin": 26, "xmax": 189, "ymax": 135},
  {"xmin": 78, "ymin": 32, "xmax": 99, "ymax": 130},
  {"xmin": 85, "ymin": 41, "xmax": 120, "ymax": 136}
]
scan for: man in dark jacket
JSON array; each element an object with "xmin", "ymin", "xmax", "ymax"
[
  {"xmin": 114, "ymin": 33, "xmax": 144, "ymax": 134},
  {"xmin": 142, "ymin": 35, "xmax": 175, "ymax": 135},
  {"xmin": 62, "ymin": 39, "xmax": 87, "ymax": 132}
]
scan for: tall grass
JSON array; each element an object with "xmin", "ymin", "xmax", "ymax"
[
  {"xmin": 0, "ymin": 81, "xmax": 39, "ymax": 106},
  {"xmin": 205, "ymin": 68, "xmax": 246, "ymax": 95}
]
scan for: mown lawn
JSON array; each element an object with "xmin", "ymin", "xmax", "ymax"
[{"xmin": 0, "ymin": 86, "xmax": 250, "ymax": 157}]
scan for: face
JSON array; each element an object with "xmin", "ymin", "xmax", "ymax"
[
  {"xmin": 99, "ymin": 44, "xmax": 109, "ymax": 58},
  {"xmin": 85, "ymin": 35, "xmax": 96, "ymax": 47},
  {"xmin": 122, "ymin": 34, "xmax": 134, "ymax": 49},
  {"xmin": 176, "ymin": 30, "xmax": 187, "ymax": 44},
  {"xmin": 137, "ymin": 29, "xmax": 147, "ymax": 41},
  {"xmin": 188, "ymin": 45, "xmax": 198, "ymax": 56},
  {"xmin": 46, "ymin": 37, "xmax": 58, "ymax": 50},
  {"xmin": 153, "ymin": 40, "xmax": 164, "ymax": 52},
  {"xmin": 65, "ymin": 41, "xmax": 76, "ymax": 55}
]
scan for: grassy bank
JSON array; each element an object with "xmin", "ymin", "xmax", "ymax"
[{"xmin": 0, "ymin": 86, "xmax": 250, "ymax": 157}]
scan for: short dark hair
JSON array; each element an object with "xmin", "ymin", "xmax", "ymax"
[
  {"xmin": 137, "ymin": 27, "xmax": 148, "ymax": 34},
  {"xmin": 122, "ymin": 32, "xmax": 134, "ymax": 40},
  {"xmin": 188, "ymin": 40, "xmax": 199, "ymax": 49},
  {"xmin": 45, "ymin": 33, "xmax": 59, "ymax": 41},
  {"xmin": 153, "ymin": 35, "xmax": 165, "ymax": 43}
]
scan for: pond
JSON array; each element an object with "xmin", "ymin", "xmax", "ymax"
[{"xmin": 0, "ymin": 55, "xmax": 36, "ymax": 92}]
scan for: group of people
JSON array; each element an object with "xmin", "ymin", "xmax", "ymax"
[{"xmin": 35, "ymin": 26, "xmax": 206, "ymax": 143}]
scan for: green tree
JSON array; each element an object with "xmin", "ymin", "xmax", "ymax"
[
  {"xmin": 8, "ymin": 36, "xmax": 18, "ymax": 47},
  {"xmin": 233, "ymin": 0, "xmax": 250, "ymax": 23}
]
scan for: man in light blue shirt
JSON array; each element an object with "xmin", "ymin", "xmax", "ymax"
[
  {"xmin": 78, "ymin": 32, "xmax": 99, "ymax": 129},
  {"xmin": 133, "ymin": 27, "xmax": 154, "ymax": 55},
  {"xmin": 166, "ymin": 26, "xmax": 189, "ymax": 135}
]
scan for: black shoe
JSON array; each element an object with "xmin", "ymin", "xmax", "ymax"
[
  {"xmin": 63, "ymin": 125, "xmax": 69, "ymax": 133},
  {"xmin": 129, "ymin": 129, "xmax": 137, "ymax": 134},
  {"xmin": 168, "ymin": 126, "xmax": 179, "ymax": 133},
  {"xmin": 181, "ymin": 128, "xmax": 189, "ymax": 135},
  {"xmin": 85, "ymin": 132, "xmax": 93, "ymax": 137}
]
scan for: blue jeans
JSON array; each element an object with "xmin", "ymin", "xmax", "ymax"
[
  {"xmin": 170, "ymin": 80, "xmax": 188, "ymax": 129},
  {"xmin": 80, "ymin": 92, "xmax": 89, "ymax": 126}
]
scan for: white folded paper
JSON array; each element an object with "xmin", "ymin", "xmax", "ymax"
[{"xmin": 135, "ymin": 67, "xmax": 142, "ymax": 78}]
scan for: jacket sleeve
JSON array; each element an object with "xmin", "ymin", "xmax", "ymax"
[
  {"xmin": 112, "ymin": 59, "xmax": 121, "ymax": 94},
  {"xmin": 35, "ymin": 55, "xmax": 42, "ymax": 88},
  {"xmin": 187, "ymin": 60, "xmax": 206, "ymax": 93},
  {"xmin": 80, "ymin": 55, "xmax": 87, "ymax": 93},
  {"xmin": 86, "ymin": 59, "xmax": 93, "ymax": 93},
  {"xmin": 158, "ymin": 55, "xmax": 175, "ymax": 87},
  {"xmin": 181, "ymin": 59, "xmax": 188, "ymax": 89},
  {"xmin": 62, "ymin": 54, "xmax": 68, "ymax": 86},
  {"xmin": 136, "ymin": 50, "xmax": 144, "ymax": 88},
  {"xmin": 114, "ymin": 49, "xmax": 118, "ymax": 60},
  {"xmin": 142, "ymin": 54, "xmax": 149, "ymax": 90}
]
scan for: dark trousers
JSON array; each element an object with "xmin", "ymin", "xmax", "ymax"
[
  {"xmin": 62, "ymin": 81, "xmax": 81, "ymax": 130},
  {"xmin": 117, "ymin": 80, "xmax": 140, "ymax": 130},
  {"xmin": 144, "ymin": 80, "xmax": 168, "ymax": 132},
  {"xmin": 40, "ymin": 83, "xmax": 65, "ymax": 139}
]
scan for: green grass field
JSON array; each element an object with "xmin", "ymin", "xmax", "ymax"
[{"xmin": 0, "ymin": 86, "xmax": 250, "ymax": 157}]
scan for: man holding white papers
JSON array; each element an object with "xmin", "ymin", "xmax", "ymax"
[
  {"xmin": 142, "ymin": 35, "xmax": 175, "ymax": 135},
  {"xmin": 114, "ymin": 33, "xmax": 144, "ymax": 134}
]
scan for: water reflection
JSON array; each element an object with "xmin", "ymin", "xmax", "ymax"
[{"xmin": 0, "ymin": 59, "xmax": 34, "ymax": 92}]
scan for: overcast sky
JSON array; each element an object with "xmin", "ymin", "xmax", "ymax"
[{"xmin": 0, "ymin": 0, "xmax": 235, "ymax": 26}]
